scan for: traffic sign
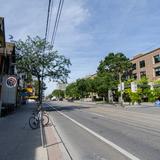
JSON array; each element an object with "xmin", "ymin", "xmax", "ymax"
[
  {"xmin": 131, "ymin": 82, "xmax": 137, "ymax": 92},
  {"xmin": 6, "ymin": 76, "xmax": 17, "ymax": 88}
]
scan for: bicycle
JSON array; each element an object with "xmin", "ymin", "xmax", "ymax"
[{"xmin": 29, "ymin": 107, "xmax": 49, "ymax": 129}]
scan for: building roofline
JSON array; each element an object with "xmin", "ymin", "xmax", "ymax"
[
  {"xmin": 6, "ymin": 42, "xmax": 15, "ymax": 46},
  {"xmin": 130, "ymin": 48, "xmax": 160, "ymax": 61}
]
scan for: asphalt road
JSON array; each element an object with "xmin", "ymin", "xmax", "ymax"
[{"xmin": 45, "ymin": 101, "xmax": 160, "ymax": 160}]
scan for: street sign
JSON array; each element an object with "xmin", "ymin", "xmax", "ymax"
[
  {"xmin": 118, "ymin": 82, "xmax": 124, "ymax": 91},
  {"xmin": 6, "ymin": 76, "xmax": 17, "ymax": 88},
  {"xmin": 131, "ymin": 82, "xmax": 137, "ymax": 92}
]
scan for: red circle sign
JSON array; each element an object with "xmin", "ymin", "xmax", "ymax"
[{"xmin": 6, "ymin": 76, "xmax": 17, "ymax": 88}]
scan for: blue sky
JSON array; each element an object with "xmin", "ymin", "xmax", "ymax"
[{"xmin": 1, "ymin": 0, "xmax": 160, "ymax": 95}]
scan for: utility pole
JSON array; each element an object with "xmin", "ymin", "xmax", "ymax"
[{"xmin": 119, "ymin": 72, "xmax": 124, "ymax": 106}]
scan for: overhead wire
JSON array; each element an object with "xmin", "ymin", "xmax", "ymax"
[
  {"xmin": 40, "ymin": 0, "xmax": 53, "ymax": 105},
  {"xmin": 51, "ymin": 0, "xmax": 64, "ymax": 46},
  {"xmin": 47, "ymin": 0, "xmax": 54, "ymax": 41},
  {"xmin": 44, "ymin": 0, "xmax": 52, "ymax": 42}
]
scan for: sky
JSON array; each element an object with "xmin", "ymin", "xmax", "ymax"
[{"xmin": 1, "ymin": 0, "xmax": 160, "ymax": 95}]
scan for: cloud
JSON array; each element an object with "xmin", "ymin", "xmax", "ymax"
[
  {"xmin": 3, "ymin": 0, "xmax": 160, "ymax": 96},
  {"xmin": 0, "ymin": 0, "xmax": 47, "ymax": 40},
  {"xmin": 0, "ymin": 0, "xmax": 94, "ymax": 95},
  {"xmin": 52, "ymin": 0, "xmax": 92, "ymax": 52},
  {"xmin": 45, "ymin": 0, "xmax": 93, "ymax": 94}
]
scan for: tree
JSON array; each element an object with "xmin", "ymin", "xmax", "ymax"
[
  {"xmin": 52, "ymin": 89, "xmax": 65, "ymax": 99},
  {"xmin": 98, "ymin": 52, "xmax": 132, "ymax": 104},
  {"xmin": 66, "ymin": 82, "xmax": 80, "ymax": 99},
  {"xmin": 94, "ymin": 73, "xmax": 117, "ymax": 101},
  {"xmin": 76, "ymin": 79, "xmax": 90, "ymax": 98},
  {"xmin": 46, "ymin": 93, "xmax": 53, "ymax": 100},
  {"xmin": 98, "ymin": 53, "xmax": 132, "ymax": 81},
  {"xmin": 32, "ymin": 80, "xmax": 47, "ymax": 97},
  {"xmin": 137, "ymin": 77, "xmax": 151, "ymax": 102},
  {"xmin": 15, "ymin": 36, "xmax": 71, "ymax": 103}
]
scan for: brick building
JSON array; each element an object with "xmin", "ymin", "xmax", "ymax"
[{"xmin": 131, "ymin": 48, "xmax": 160, "ymax": 82}]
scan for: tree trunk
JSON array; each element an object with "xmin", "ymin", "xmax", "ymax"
[
  {"xmin": 119, "ymin": 72, "xmax": 123, "ymax": 106},
  {"xmin": 108, "ymin": 90, "xmax": 113, "ymax": 103},
  {"xmin": 37, "ymin": 76, "xmax": 41, "ymax": 104}
]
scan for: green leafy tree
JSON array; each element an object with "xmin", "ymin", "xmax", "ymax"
[
  {"xmin": 137, "ymin": 77, "xmax": 150, "ymax": 102},
  {"xmin": 46, "ymin": 93, "xmax": 53, "ymax": 100},
  {"xmin": 94, "ymin": 73, "xmax": 117, "ymax": 101},
  {"xmin": 66, "ymin": 82, "xmax": 80, "ymax": 99},
  {"xmin": 84, "ymin": 78, "xmax": 97, "ymax": 101},
  {"xmin": 124, "ymin": 77, "xmax": 155, "ymax": 103},
  {"xmin": 124, "ymin": 88, "xmax": 142, "ymax": 104},
  {"xmin": 98, "ymin": 53, "xmax": 132, "ymax": 81},
  {"xmin": 86, "ymin": 78, "xmax": 96, "ymax": 93},
  {"xmin": 15, "ymin": 36, "xmax": 71, "ymax": 102},
  {"xmin": 76, "ymin": 79, "xmax": 90, "ymax": 98},
  {"xmin": 98, "ymin": 52, "xmax": 132, "ymax": 104},
  {"xmin": 148, "ymin": 79, "xmax": 160, "ymax": 102},
  {"xmin": 66, "ymin": 78, "xmax": 97, "ymax": 100},
  {"xmin": 52, "ymin": 89, "xmax": 65, "ymax": 99},
  {"xmin": 32, "ymin": 80, "xmax": 47, "ymax": 97}
]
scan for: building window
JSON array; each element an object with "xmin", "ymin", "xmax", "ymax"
[
  {"xmin": 132, "ymin": 73, "xmax": 137, "ymax": 80},
  {"xmin": 132, "ymin": 63, "xmax": 136, "ymax": 70},
  {"xmin": 139, "ymin": 60, "xmax": 145, "ymax": 68},
  {"xmin": 154, "ymin": 55, "xmax": 160, "ymax": 63},
  {"xmin": 140, "ymin": 71, "xmax": 146, "ymax": 78},
  {"xmin": 155, "ymin": 67, "xmax": 160, "ymax": 76}
]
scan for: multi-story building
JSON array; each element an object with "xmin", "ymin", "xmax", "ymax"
[
  {"xmin": 0, "ymin": 17, "xmax": 5, "ymax": 48},
  {"xmin": 131, "ymin": 48, "xmax": 160, "ymax": 82},
  {"xmin": 0, "ymin": 17, "xmax": 21, "ymax": 116},
  {"xmin": 0, "ymin": 17, "xmax": 5, "ymax": 116},
  {"xmin": 1, "ymin": 42, "xmax": 18, "ymax": 115}
]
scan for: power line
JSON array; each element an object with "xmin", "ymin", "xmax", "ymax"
[
  {"xmin": 40, "ymin": 0, "xmax": 53, "ymax": 106},
  {"xmin": 44, "ymin": 0, "xmax": 52, "ymax": 41},
  {"xmin": 51, "ymin": 0, "xmax": 64, "ymax": 46},
  {"xmin": 47, "ymin": 0, "xmax": 55, "ymax": 41}
]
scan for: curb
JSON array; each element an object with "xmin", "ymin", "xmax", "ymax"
[
  {"xmin": 43, "ymin": 103, "xmax": 72, "ymax": 160},
  {"xmin": 49, "ymin": 114, "xmax": 72, "ymax": 160}
]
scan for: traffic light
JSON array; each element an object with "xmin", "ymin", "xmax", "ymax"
[{"xmin": 0, "ymin": 17, "xmax": 5, "ymax": 48}]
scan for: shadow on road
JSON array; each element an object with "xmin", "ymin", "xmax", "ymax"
[{"xmin": 43, "ymin": 104, "xmax": 91, "ymax": 112}]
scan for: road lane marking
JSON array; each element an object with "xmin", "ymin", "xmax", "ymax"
[
  {"xmin": 84, "ymin": 111, "xmax": 106, "ymax": 118},
  {"xmin": 47, "ymin": 103, "xmax": 141, "ymax": 160}
]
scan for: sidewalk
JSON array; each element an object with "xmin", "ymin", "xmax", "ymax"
[
  {"xmin": 43, "ymin": 103, "xmax": 71, "ymax": 160},
  {"xmin": 0, "ymin": 102, "xmax": 71, "ymax": 160},
  {"xmin": 73, "ymin": 100, "xmax": 156, "ymax": 108},
  {"xmin": 0, "ymin": 102, "xmax": 47, "ymax": 160},
  {"xmin": 123, "ymin": 102, "xmax": 155, "ymax": 108}
]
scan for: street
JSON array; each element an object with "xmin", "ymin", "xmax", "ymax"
[{"xmin": 45, "ymin": 101, "xmax": 160, "ymax": 160}]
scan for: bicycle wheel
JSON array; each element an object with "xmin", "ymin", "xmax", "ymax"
[
  {"xmin": 29, "ymin": 116, "xmax": 39, "ymax": 129},
  {"xmin": 42, "ymin": 114, "xmax": 49, "ymax": 126}
]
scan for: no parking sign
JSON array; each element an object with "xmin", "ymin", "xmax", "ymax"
[{"xmin": 6, "ymin": 76, "xmax": 17, "ymax": 88}]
